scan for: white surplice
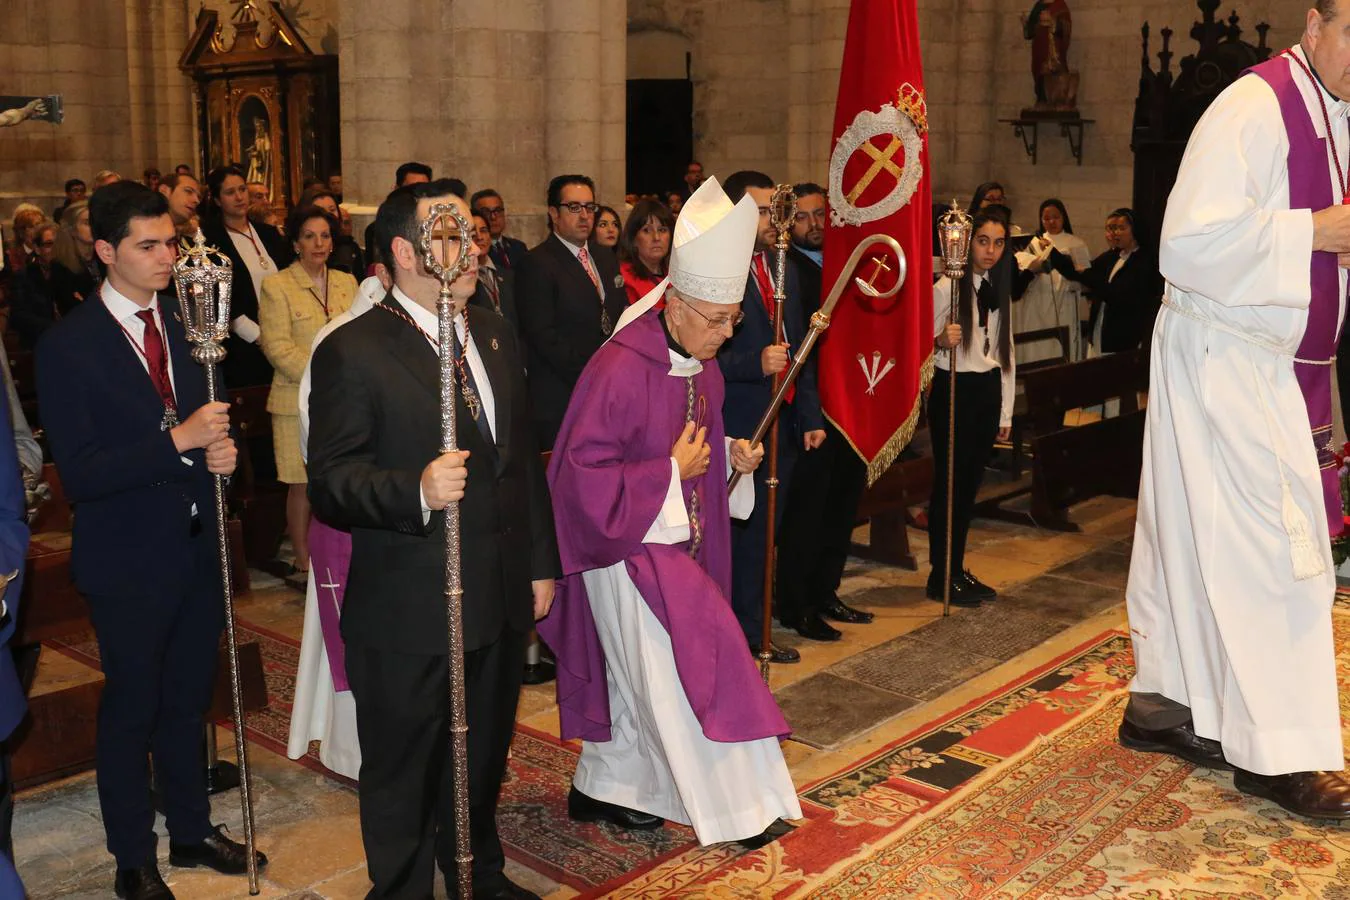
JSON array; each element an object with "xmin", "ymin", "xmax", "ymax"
[
  {"xmin": 1127, "ymin": 45, "xmax": 1347, "ymax": 775},
  {"xmin": 285, "ymin": 277, "xmax": 381, "ymax": 779},
  {"xmin": 1014, "ymin": 230, "xmax": 1090, "ymax": 365},
  {"xmin": 573, "ymin": 349, "xmax": 802, "ymax": 846}
]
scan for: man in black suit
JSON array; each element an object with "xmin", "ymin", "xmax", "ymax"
[
  {"xmin": 516, "ymin": 174, "xmax": 627, "ymax": 449},
  {"xmin": 470, "ymin": 206, "xmax": 519, "ymax": 330},
  {"xmin": 717, "ymin": 171, "xmax": 826, "ymax": 664},
  {"xmin": 308, "ymin": 181, "xmax": 561, "ymax": 900},
  {"xmin": 199, "ymin": 165, "xmax": 293, "ymax": 389},
  {"xmin": 775, "ymin": 183, "xmax": 873, "ymax": 642},
  {"xmin": 471, "ymin": 189, "xmax": 528, "ymax": 272},
  {"xmin": 36, "ymin": 182, "xmax": 263, "ymax": 900}
]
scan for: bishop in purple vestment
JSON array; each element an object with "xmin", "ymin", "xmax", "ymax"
[{"xmin": 537, "ymin": 177, "xmax": 802, "ymax": 846}]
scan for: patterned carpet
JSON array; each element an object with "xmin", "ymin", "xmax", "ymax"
[{"xmin": 43, "ymin": 595, "xmax": 1350, "ymax": 897}]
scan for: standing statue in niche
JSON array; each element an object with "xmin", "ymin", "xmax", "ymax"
[
  {"xmin": 244, "ymin": 116, "xmax": 271, "ymax": 190},
  {"xmin": 1023, "ymin": 0, "xmax": 1080, "ymax": 113}
]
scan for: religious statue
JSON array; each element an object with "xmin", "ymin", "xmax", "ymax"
[
  {"xmin": 0, "ymin": 95, "xmax": 62, "ymax": 127},
  {"xmin": 245, "ymin": 116, "xmax": 271, "ymax": 189},
  {"xmin": 1022, "ymin": 0, "xmax": 1079, "ymax": 113}
]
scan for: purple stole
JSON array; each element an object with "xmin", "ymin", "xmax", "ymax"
[
  {"xmin": 1250, "ymin": 56, "xmax": 1346, "ymax": 537},
  {"xmin": 308, "ymin": 516, "xmax": 352, "ymax": 691}
]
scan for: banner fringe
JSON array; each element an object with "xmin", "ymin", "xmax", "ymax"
[{"xmin": 828, "ymin": 350, "xmax": 937, "ymax": 487}]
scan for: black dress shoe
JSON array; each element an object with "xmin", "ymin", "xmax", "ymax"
[
  {"xmin": 791, "ymin": 614, "xmax": 842, "ymax": 642},
  {"xmin": 1234, "ymin": 769, "xmax": 1350, "ymax": 820},
  {"xmin": 925, "ymin": 575, "xmax": 981, "ymax": 607},
  {"xmin": 822, "ymin": 599, "xmax": 874, "ymax": 624},
  {"xmin": 168, "ymin": 824, "xmax": 268, "ymax": 875},
  {"xmin": 960, "ymin": 570, "xmax": 996, "ymax": 601},
  {"xmin": 737, "ymin": 818, "xmax": 796, "ymax": 850},
  {"xmin": 568, "ymin": 786, "xmax": 664, "ymax": 829},
  {"xmin": 751, "ymin": 641, "xmax": 801, "ymax": 663},
  {"xmin": 1117, "ymin": 717, "xmax": 1230, "ymax": 770},
  {"xmin": 114, "ymin": 864, "xmax": 174, "ymax": 900},
  {"xmin": 521, "ymin": 657, "xmax": 556, "ymax": 685}
]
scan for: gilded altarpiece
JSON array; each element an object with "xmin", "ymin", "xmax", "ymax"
[{"xmin": 180, "ymin": 0, "xmax": 339, "ymax": 208}]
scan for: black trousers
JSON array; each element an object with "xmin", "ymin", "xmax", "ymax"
[
  {"xmin": 775, "ymin": 419, "xmax": 867, "ymax": 624},
  {"xmin": 729, "ymin": 413, "xmax": 798, "ymax": 646},
  {"xmin": 346, "ymin": 628, "xmax": 527, "ymax": 899},
  {"xmin": 926, "ymin": 368, "xmax": 1002, "ymax": 578},
  {"xmin": 85, "ymin": 548, "xmax": 223, "ymax": 867}
]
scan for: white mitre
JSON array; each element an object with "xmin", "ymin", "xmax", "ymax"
[{"xmin": 612, "ymin": 176, "xmax": 759, "ymax": 334}]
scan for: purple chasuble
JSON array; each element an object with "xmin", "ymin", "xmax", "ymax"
[
  {"xmin": 1250, "ymin": 55, "xmax": 1347, "ymax": 537},
  {"xmin": 536, "ymin": 310, "xmax": 790, "ymax": 744},
  {"xmin": 308, "ymin": 516, "xmax": 352, "ymax": 692}
]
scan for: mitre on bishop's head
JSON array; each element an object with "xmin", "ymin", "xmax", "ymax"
[
  {"xmin": 615, "ymin": 176, "xmax": 760, "ymax": 332},
  {"xmin": 668, "ymin": 176, "xmax": 760, "ymax": 305}
]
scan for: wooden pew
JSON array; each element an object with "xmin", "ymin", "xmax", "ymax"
[
  {"xmin": 851, "ymin": 453, "xmax": 934, "ymax": 570},
  {"xmin": 229, "ymin": 384, "xmax": 289, "ymax": 570},
  {"xmin": 975, "ymin": 349, "xmax": 1149, "ymax": 531}
]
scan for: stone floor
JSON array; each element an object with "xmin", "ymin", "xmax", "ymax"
[{"xmin": 15, "ymin": 494, "xmax": 1139, "ymax": 898}]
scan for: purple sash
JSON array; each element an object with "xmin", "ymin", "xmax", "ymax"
[
  {"xmin": 1251, "ymin": 56, "xmax": 1346, "ymax": 537},
  {"xmin": 308, "ymin": 516, "xmax": 352, "ymax": 692}
]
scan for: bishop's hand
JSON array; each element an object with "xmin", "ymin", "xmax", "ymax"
[
  {"xmin": 1312, "ymin": 204, "xmax": 1350, "ymax": 254},
  {"xmin": 672, "ymin": 421, "xmax": 711, "ymax": 480},
  {"xmin": 729, "ymin": 438, "xmax": 765, "ymax": 474}
]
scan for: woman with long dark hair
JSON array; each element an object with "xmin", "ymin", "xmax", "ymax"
[{"xmin": 928, "ymin": 210, "xmax": 1015, "ymax": 606}]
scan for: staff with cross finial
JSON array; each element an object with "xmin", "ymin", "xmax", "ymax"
[
  {"xmin": 730, "ymin": 226, "xmax": 908, "ymax": 678},
  {"xmin": 417, "ymin": 202, "xmax": 478, "ymax": 900}
]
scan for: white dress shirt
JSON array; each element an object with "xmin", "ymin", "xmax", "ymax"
[
  {"xmin": 226, "ymin": 221, "xmax": 277, "ymax": 343},
  {"xmin": 101, "ymin": 281, "xmax": 179, "ymax": 399},
  {"xmin": 932, "ymin": 272, "xmax": 1017, "ymax": 427},
  {"xmin": 101, "ymin": 281, "xmax": 197, "ymax": 502},
  {"xmin": 390, "ymin": 287, "xmax": 499, "ymax": 520}
]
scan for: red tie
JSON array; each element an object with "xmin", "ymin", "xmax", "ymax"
[
  {"xmin": 136, "ymin": 309, "xmax": 176, "ymax": 412},
  {"xmin": 577, "ymin": 246, "xmax": 603, "ymax": 296},
  {"xmin": 752, "ymin": 252, "xmax": 794, "ymax": 403}
]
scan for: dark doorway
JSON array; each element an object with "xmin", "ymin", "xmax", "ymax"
[{"xmin": 626, "ymin": 75, "xmax": 693, "ymax": 197}]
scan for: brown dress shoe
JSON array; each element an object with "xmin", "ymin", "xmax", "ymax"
[
  {"xmin": 1233, "ymin": 769, "xmax": 1350, "ymax": 820},
  {"xmin": 1118, "ymin": 717, "xmax": 1230, "ymax": 770}
]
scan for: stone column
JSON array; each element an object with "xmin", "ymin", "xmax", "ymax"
[
  {"xmin": 124, "ymin": 0, "xmax": 196, "ymax": 177},
  {"xmin": 542, "ymin": 0, "xmax": 626, "ymax": 214}
]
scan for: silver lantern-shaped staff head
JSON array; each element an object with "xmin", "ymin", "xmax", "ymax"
[
  {"xmin": 173, "ymin": 230, "xmax": 234, "ymax": 367},
  {"xmin": 418, "ymin": 201, "xmax": 475, "ymax": 305},
  {"xmin": 936, "ymin": 199, "xmax": 974, "ymax": 282}
]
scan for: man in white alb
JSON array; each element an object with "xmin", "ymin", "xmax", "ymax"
[{"xmin": 1121, "ymin": 2, "xmax": 1350, "ymax": 819}]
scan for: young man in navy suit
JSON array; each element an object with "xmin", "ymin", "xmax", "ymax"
[
  {"xmin": 36, "ymin": 182, "xmax": 264, "ymax": 900},
  {"xmin": 0, "ymin": 385, "xmax": 30, "ymax": 896},
  {"xmin": 717, "ymin": 171, "xmax": 826, "ymax": 665}
]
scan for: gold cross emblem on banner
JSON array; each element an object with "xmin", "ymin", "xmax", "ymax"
[
  {"xmin": 864, "ymin": 255, "xmax": 892, "ymax": 290},
  {"xmin": 846, "ymin": 136, "xmax": 905, "ymax": 204}
]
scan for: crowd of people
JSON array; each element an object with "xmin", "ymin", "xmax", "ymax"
[{"xmin": 0, "ymin": 146, "xmax": 1189, "ymax": 900}]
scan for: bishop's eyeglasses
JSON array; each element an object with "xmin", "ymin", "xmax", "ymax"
[{"xmin": 682, "ymin": 302, "xmax": 745, "ymax": 331}]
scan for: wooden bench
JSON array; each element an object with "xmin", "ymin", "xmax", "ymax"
[
  {"xmin": 976, "ymin": 348, "xmax": 1149, "ymax": 531},
  {"xmin": 229, "ymin": 384, "xmax": 289, "ymax": 570},
  {"xmin": 851, "ymin": 452, "xmax": 934, "ymax": 570}
]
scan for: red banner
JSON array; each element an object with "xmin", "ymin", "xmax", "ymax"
[{"xmin": 819, "ymin": 0, "xmax": 933, "ymax": 484}]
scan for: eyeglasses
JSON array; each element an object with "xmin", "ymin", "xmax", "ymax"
[
  {"xmin": 480, "ymin": 207, "xmax": 505, "ymax": 218},
  {"xmin": 36, "ymin": 240, "xmax": 56, "ymax": 248},
  {"xmin": 681, "ymin": 301, "xmax": 744, "ymax": 330},
  {"xmin": 1105, "ymin": 223, "xmax": 1131, "ymax": 233},
  {"xmin": 556, "ymin": 201, "xmax": 600, "ymax": 215}
]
